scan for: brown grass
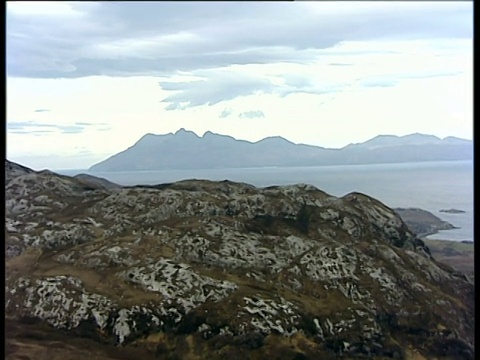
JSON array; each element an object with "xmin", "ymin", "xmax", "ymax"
[{"xmin": 423, "ymin": 239, "xmax": 474, "ymax": 275}]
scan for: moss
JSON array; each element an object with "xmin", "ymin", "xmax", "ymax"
[
  {"xmin": 176, "ymin": 310, "xmax": 207, "ymax": 335},
  {"xmin": 295, "ymin": 204, "xmax": 316, "ymax": 234},
  {"xmin": 233, "ymin": 331, "xmax": 265, "ymax": 349},
  {"xmin": 428, "ymin": 338, "xmax": 474, "ymax": 360},
  {"xmin": 73, "ymin": 318, "xmax": 103, "ymax": 341},
  {"xmin": 296, "ymin": 313, "xmax": 319, "ymax": 336}
]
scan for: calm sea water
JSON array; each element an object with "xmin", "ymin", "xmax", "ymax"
[{"xmin": 58, "ymin": 160, "xmax": 473, "ymax": 242}]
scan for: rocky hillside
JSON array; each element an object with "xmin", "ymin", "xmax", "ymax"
[{"xmin": 5, "ymin": 160, "xmax": 474, "ymax": 359}]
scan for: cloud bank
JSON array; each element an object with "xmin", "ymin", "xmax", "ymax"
[
  {"xmin": 7, "ymin": 121, "xmax": 111, "ymax": 135},
  {"xmin": 7, "ymin": 2, "xmax": 472, "ymax": 79}
]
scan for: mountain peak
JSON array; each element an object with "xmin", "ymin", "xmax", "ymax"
[
  {"xmin": 175, "ymin": 128, "xmax": 198, "ymax": 137},
  {"xmin": 402, "ymin": 133, "xmax": 441, "ymax": 141},
  {"xmin": 202, "ymin": 130, "xmax": 215, "ymax": 137},
  {"xmin": 256, "ymin": 135, "xmax": 294, "ymax": 145}
]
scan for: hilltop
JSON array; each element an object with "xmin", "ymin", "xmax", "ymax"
[{"xmin": 5, "ymin": 160, "xmax": 474, "ymax": 359}]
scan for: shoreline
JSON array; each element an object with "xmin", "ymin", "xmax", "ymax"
[
  {"xmin": 394, "ymin": 207, "xmax": 472, "ymax": 243},
  {"xmin": 424, "ymin": 229, "xmax": 473, "ymax": 243}
]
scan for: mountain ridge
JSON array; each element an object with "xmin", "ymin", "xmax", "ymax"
[{"xmin": 89, "ymin": 130, "xmax": 472, "ymax": 172}]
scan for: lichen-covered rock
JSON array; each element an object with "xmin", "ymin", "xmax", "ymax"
[
  {"xmin": 11, "ymin": 276, "xmax": 114, "ymax": 330},
  {"xmin": 239, "ymin": 295, "xmax": 300, "ymax": 336},
  {"xmin": 119, "ymin": 258, "xmax": 237, "ymax": 313},
  {"xmin": 5, "ymin": 161, "xmax": 474, "ymax": 360}
]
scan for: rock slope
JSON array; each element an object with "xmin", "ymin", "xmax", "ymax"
[{"xmin": 5, "ymin": 160, "xmax": 474, "ymax": 359}]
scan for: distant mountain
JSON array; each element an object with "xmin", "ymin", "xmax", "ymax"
[
  {"xmin": 343, "ymin": 133, "xmax": 472, "ymax": 150},
  {"xmin": 89, "ymin": 129, "xmax": 473, "ymax": 172}
]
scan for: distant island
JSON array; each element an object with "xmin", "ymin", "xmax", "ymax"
[
  {"xmin": 440, "ymin": 208, "xmax": 466, "ymax": 214},
  {"xmin": 89, "ymin": 130, "xmax": 473, "ymax": 172}
]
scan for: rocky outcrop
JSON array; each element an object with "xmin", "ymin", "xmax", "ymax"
[
  {"xmin": 74, "ymin": 173, "xmax": 122, "ymax": 191},
  {"xmin": 5, "ymin": 160, "xmax": 474, "ymax": 359},
  {"xmin": 5, "ymin": 159, "xmax": 35, "ymax": 183}
]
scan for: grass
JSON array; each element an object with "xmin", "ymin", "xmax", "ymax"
[
  {"xmin": 423, "ymin": 239, "xmax": 474, "ymax": 252},
  {"xmin": 422, "ymin": 238, "xmax": 474, "ymax": 276}
]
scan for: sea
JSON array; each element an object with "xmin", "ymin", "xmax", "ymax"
[{"xmin": 57, "ymin": 160, "xmax": 473, "ymax": 242}]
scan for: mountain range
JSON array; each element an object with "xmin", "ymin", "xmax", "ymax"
[
  {"xmin": 89, "ymin": 130, "xmax": 473, "ymax": 172},
  {"xmin": 5, "ymin": 159, "xmax": 475, "ymax": 359}
]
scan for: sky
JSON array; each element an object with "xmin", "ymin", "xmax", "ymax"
[{"xmin": 6, "ymin": 1, "xmax": 473, "ymax": 170}]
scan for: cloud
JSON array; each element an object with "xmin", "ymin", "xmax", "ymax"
[
  {"xmin": 239, "ymin": 111, "xmax": 265, "ymax": 119},
  {"xmin": 60, "ymin": 126, "xmax": 84, "ymax": 134},
  {"xmin": 10, "ymin": 130, "xmax": 54, "ymax": 135},
  {"xmin": 7, "ymin": 121, "xmax": 57, "ymax": 130},
  {"xmin": 6, "ymin": 2, "xmax": 472, "ymax": 78},
  {"xmin": 219, "ymin": 108, "xmax": 233, "ymax": 118},
  {"xmin": 7, "ymin": 2, "xmax": 95, "ymax": 17},
  {"xmin": 72, "ymin": 146, "xmax": 94, "ymax": 155},
  {"xmin": 360, "ymin": 79, "xmax": 398, "ymax": 88},
  {"xmin": 279, "ymin": 82, "xmax": 350, "ymax": 98},
  {"xmin": 74, "ymin": 121, "xmax": 96, "ymax": 126},
  {"xmin": 7, "ymin": 120, "xmax": 113, "ymax": 135},
  {"xmin": 77, "ymin": 149, "xmax": 93, "ymax": 155},
  {"xmin": 34, "ymin": 108, "xmax": 51, "ymax": 112},
  {"xmin": 398, "ymin": 71, "xmax": 464, "ymax": 80},
  {"xmin": 7, "ymin": 121, "xmax": 86, "ymax": 134},
  {"xmin": 282, "ymin": 74, "xmax": 314, "ymax": 89},
  {"xmin": 159, "ymin": 70, "xmax": 276, "ymax": 109},
  {"xmin": 328, "ymin": 63, "xmax": 354, "ymax": 67},
  {"xmin": 8, "ymin": 122, "xmax": 55, "ymax": 136},
  {"xmin": 74, "ymin": 121, "xmax": 111, "ymax": 127},
  {"xmin": 358, "ymin": 70, "xmax": 463, "ymax": 89},
  {"xmin": 164, "ymin": 103, "xmax": 189, "ymax": 111},
  {"xmin": 274, "ymin": 73, "xmax": 350, "ymax": 97},
  {"xmin": 32, "ymin": 131, "xmax": 55, "ymax": 137},
  {"xmin": 158, "ymin": 67, "xmax": 357, "ymax": 109}
]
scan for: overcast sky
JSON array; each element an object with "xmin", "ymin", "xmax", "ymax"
[{"xmin": 6, "ymin": 1, "xmax": 473, "ymax": 170}]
